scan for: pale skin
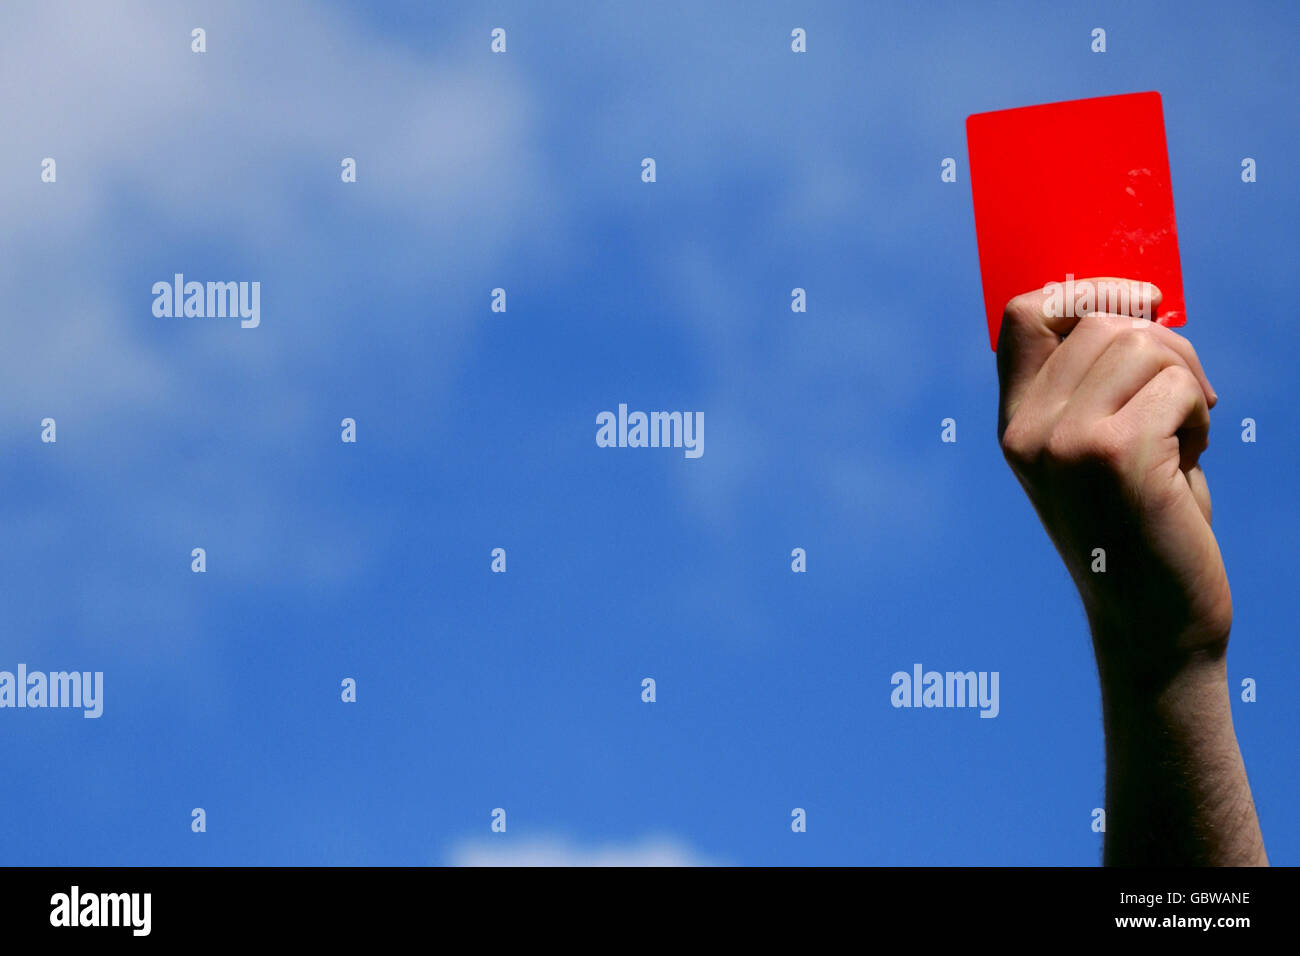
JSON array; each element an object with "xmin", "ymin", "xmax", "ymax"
[{"xmin": 996, "ymin": 278, "xmax": 1267, "ymax": 866}]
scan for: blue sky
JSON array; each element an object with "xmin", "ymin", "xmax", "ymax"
[{"xmin": 1, "ymin": 0, "xmax": 1296, "ymax": 865}]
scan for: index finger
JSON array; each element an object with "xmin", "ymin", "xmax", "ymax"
[{"xmin": 996, "ymin": 276, "xmax": 1162, "ymax": 434}]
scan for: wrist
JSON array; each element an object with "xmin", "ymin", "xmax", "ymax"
[
  {"xmin": 1093, "ymin": 638, "xmax": 1230, "ymax": 728},
  {"xmin": 1085, "ymin": 598, "xmax": 1231, "ymax": 688}
]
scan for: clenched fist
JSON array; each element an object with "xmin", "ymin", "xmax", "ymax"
[{"xmin": 996, "ymin": 278, "xmax": 1227, "ymax": 683}]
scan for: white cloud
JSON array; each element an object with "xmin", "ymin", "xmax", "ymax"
[
  {"xmin": 1, "ymin": 0, "xmax": 555, "ymax": 429},
  {"xmin": 0, "ymin": 1, "xmax": 560, "ymax": 625},
  {"xmin": 447, "ymin": 834, "xmax": 722, "ymax": 867}
]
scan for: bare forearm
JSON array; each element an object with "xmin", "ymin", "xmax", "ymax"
[
  {"xmin": 1097, "ymin": 644, "xmax": 1267, "ymax": 867},
  {"xmin": 994, "ymin": 281, "xmax": 1267, "ymax": 865}
]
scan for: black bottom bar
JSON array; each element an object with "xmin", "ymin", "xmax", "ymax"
[{"xmin": 3, "ymin": 865, "xmax": 1290, "ymax": 941}]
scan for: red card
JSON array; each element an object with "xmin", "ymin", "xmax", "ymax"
[{"xmin": 966, "ymin": 91, "xmax": 1186, "ymax": 351}]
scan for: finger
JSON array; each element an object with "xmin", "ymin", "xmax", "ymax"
[
  {"xmin": 1184, "ymin": 465, "xmax": 1213, "ymax": 525},
  {"xmin": 1032, "ymin": 312, "xmax": 1216, "ymax": 412},
  {"xmin": 997, "ymin": 278, "xmax": 1162, "ymax": 434},
  {"xmin": 1064, "ymin": 324, "xmax": 1195, "ymax": 419},
  {"xmin": 1114, "ymin": 363, "xmax": 1212, "ymax": 473}
]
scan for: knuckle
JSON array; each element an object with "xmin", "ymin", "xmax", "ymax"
[
  {"xmin": 1043, "ymin": 426, "xmax": 1083, "ymax": 465},
  {"xmin": 1164, "ymin": 363, "xmax": 1198, "ymax": 390},
  {"xmin": 1001, "ymin": 295, "xmax": 1033, "ymax": 330},
  {"xmin": 1084, "ymin": 313, "xmax": 1134, "ymax": 348},
  {"xmin": 1083, "ymin": 423, "xmax": 1128, "ymax": 468},
  {"xmin": 999, "ymin": 420, "xmax": 1034, "ymax": 466},
  {"xmin": 1114, "ymin": 328, "xmax": 1154, "ymax": 355},
  {"xmin": 1045, "ymin": 422, "xmax": 1125, "ymax": 469}
]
